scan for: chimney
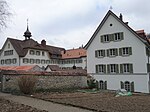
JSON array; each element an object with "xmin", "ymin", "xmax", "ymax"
[
  {"xmin": 119, "ymin": 13, "xmax": 123, "ymax": 21},
  {"xmin": 41, "ymin": 39, "xmax": 46, "ymax": 47}
]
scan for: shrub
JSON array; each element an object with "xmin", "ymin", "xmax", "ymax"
[
  {"xmin": 18, "ymin": 75, "xmax": 37, "ymax": 94},
  {"xmin": 87, "ymin": 78, "xmax": 96, "ymax": 89}
]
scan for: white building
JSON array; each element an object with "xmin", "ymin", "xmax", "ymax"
[
  {"xmin": 85, "ymin": 10, "xmax": 150, "ymax": 93},
  {"xmin": 0, "ymin": 25, "xmax": 87, "ymax": 70}
]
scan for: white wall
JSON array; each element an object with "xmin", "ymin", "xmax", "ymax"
[
  {"xmin": 0, "ymin": 40, "xmax": 19, "ymax": 66},
  {"xmin": 87, "ymin": 14, "xmax": 147, "ymax": 74},
  {"xmin": 93, "ymin": 74, "xmax": 149, "ymax": 93}
]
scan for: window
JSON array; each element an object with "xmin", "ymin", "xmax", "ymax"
[
  {"xmin": 95, "ymin": 50, "xmax": 105, "ymax": 58},
  {"xmin": 30, "ymin": 59, "xmax": 35, "ymax": 64},
  {"xmin": 23, "ymin": 58, "xmax": 29, "ymax": 63},
  {"xmin": 119, "ymin": 47, "xmax": 132, "ymax": 56},
  {"xmin": 114, "ymin": 32, "xmax": 123, "ymax": 41},
  {"xmin": 1, "ymin": 60, "xmax": 4, "ymax": 65},
  {"xmin": 36, "ymin": 59, "xmax": 40, "ymax": 64},
  {"xmin": 96, "ymin": 64, "xmax": 106, "ymax": 73},
  {"xmin": 8, "ymin": 43, "xmax": 10, "ymax": 49},
  {"xmin": 120, "ymin": 63, "xmax": 133, "ymax": 73},
  {"xmin": 36, "ymin": 51, "xmax": 40, "ymax": 55},
  {"xmin": 5, "ymin": 59, "xmax": 11, "ymax": 64},
  {"xmin": 12, "ymin": 58, "xmax": 17, "ymax": 64},
  {"xmin": 107, "ymin": 64, "xmax": 119, "ymax": 73},
  {"xmin": 120, "ymin": 81, "xmax": 134, "ymax": 92},
  {"xmin": 42, "ymin": 51, "xmax": 45, "ymax": 56},
  {"xmin": 101, "ymin": 35, "xmax": 110, "ymax": 43},
  {"xmin": 107, "ymin": 48, "xmax": 118, "ymax": 57},
  {"xmin": 30, "ymin": 50, "xmax": 35, "ymax": 55},
  {"xmin": 99, "ymin": 80, "xmax": 107, "ymax": 90},
  {"xmin": 41, "ymin": 59, "xmax": 45, "ymax": 64},
  {"xmin": 46, "ymin": 60, "xmax": 50, "ymax": 64},
  {"xmin": 4, "ymin": 50, "xmax": 13, "ymax": 56}
]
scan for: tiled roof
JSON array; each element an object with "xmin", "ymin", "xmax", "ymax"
[
  {"xmin": 6, "ymin": 38, "xmax": 65, "ymax": 58},
  {"xmin": 0, "ymin": 65, "xmax": 41, "ymax": 71},
  {"xmin": 61, "ymin": 48, "xmax": 86, "ymax": 59},
  {"xmin": 136, "ymin": 30, "xmax": 146, "ymax": 39},
  {"xmin": 45, "ymin": 65, "xmax": 60, "ymax": 71}
]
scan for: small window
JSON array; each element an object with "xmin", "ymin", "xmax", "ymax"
[
  {"xmin": 1, "ymin": 60, "xmax": 4, "ymax": 65},
  {"xmin": 4, "ymin": 50, "xmax": 13, "ymax": 56},
  {"xmin": 120, "ymin": 63, "xmax": 133, "ymax": 73},
  {"xmin": 8, "ymin": 43, "xmax": 10, "ymax": 49},
  {"xmin": 119, "ymin": 47, "xmax": 132, "ymax": 56},
  {"xmin": 30, "ymin": 50, "xmax": 35, "ymax": 55},
  {"xmin": 30, "ymin": 59, "xmax": 35, "ymax": 64},
  {"xmin": 36, "ymin": 59, "xmax": 40, "ymax": 64},
  {"xmin": 96, "ymin": 64, "xmax": 106, "ymax": 73},
  {"xmin": 36, "ymin": 51, "xmax": 40, "ymax": 56},
  {"xmin": 107, "ymin": 64, "xmax": 119, "ymax": 73},
  {"xmin": 23, "ymin": 58, "xmax": 29, "ymax": 63},
  {"xmin": 41, "ymin": 59, "xmax": 45, "ymax": 64},
  {"xmin": 42, "ymin": 51, "xmax": 45, "ymax": 56},
  {"xmin": 5, "ymin": 59, "xmax": 11, "ymax": 64},
  {"xmin": 99, "ymin": 80, "xmax": 107, "ymax": 90},
  {"xmin": 95, "ymin": 50, "xmax": 105, "ymax": 58},
  {"xmin": 12, "ymin": 58, "xmax": 17, "ymax": 64},
  {"xmin": 114, "ymin": 32, "xmax": 123, "ymax": 41},
  {"xmin": 107, "ymin": 48, "xmax": 118, "ymax": 57},
  {"xmin": 46, "ymin": 60, "xmax": 50, "ymax": 64},
  {"xmin": 101, "ymin": 35, "xmax": 110, "ymax": 43}
]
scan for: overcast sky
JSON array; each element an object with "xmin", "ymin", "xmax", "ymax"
[{"xmin": 1, "ymin": 0, "xmax": 150, "ymax": 49}]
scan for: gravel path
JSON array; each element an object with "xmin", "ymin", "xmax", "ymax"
[{"xmin": 0, "ymin": 92, "xmax": 93, "ymax": 112}]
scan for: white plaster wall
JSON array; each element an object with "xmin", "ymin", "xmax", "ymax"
[
  {"xmin": 87, "ymin": 15, "xmax": 147, "ymax": 74},
  {"xmin": 59, "ymin": 57, "xmax": 87, "ymax": 69},
  {"xmin": 0, "ymin": 40, "xmax": 19, "ymax": 66},
  {"xmin": 93, "ymin": 74, "xmax": 149, "ymax": 93},
  {"xmin": 20, "ymin": 49, "xmax": 56, "ymax": 67}
]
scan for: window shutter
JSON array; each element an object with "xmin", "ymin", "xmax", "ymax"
[
  {"xmin": 129, "ymin": 47, "xmax": 132, "ymax": 55},
  {"xmin": 109, "ymin": 34, "xmax": 114, "ymax": 41},
  {"xmin": 107, "ymin": 49, "xmax": 110, "ymax": 57},
  {"xmin": 103, "ymin": 65, "xmax": 106, "ymax": 73},
  {"xmin": 115, "ymin": 48, "xmax": 118, "ymax": 56},
  {"xmin": 103, "ymin": 50, "xmax": 105, "ymax": 57},
  {"xmin": 147, "ymin": 63, "xmax": 150, "ymax": 73},
  {"xmin": 120, "ymin": 32, "xmax": 124, "ymax": 40},
  {"xmin": 129, "ymin": 64, "xmax": 133, "ymax": 73},
  {"xmin": 107, "ymin": 64, "xmax": 110, "ymax": 73},
  {"xmin": 101, "ymin": 36, "xmax": 104, "ymax": 43},
  {"xmin": 116, "ymin": 64, "xmax": 119, "ymax": 73},
  {"xmin": 95, "ymin": 51, "xmax": 98, "ymax": 57},
  {"xmin": 119, "ymin": 48, "xmax": 122, "ymax": 56},
  {"xmin": 120, "ymin": 81, "xmax": 124, "ymax": 89},
  {"xmin": 120, "ymin": 64, "xmax": 123, "ymax": 74},
  {"xmin": 104, "ymin": 81, "xmax": 107, "ymax": 90},
  {"xmin": 131, "ymin": 82, "xmax": 134, "ymax": 92},
  {"xmin": 96, "ymin": 65, "xmax": 98, "ymax": 73}
]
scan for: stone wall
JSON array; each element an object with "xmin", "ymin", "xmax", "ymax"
[{"xmin": 1, "ymin": 71, "xmax": 87, "ymax": 92}]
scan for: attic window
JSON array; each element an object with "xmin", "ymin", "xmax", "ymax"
[
  {"xmin": 110, "ymin": 24, "xmax": 113, "ymax": 26},
  {"xmin": 8, "ymin": 43, "xmax": 10, "ymax": 49}
]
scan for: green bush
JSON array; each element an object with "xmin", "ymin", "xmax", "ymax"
[
  {"xmin": 87, "ymin": 79, "xmax": 96, "ymax": 89},
  {"xmin": 18, "ymin": 75, "xmax": 37, "ymax": 94}
]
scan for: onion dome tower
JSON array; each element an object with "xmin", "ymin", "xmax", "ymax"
[{"xmin": 23, "ymin": 19, "xmax": 32, "ymax": 40}]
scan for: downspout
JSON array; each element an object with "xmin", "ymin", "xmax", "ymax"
[{"xmin": 147, "ymin": 46, "xmax": 150, "ymax": 93}]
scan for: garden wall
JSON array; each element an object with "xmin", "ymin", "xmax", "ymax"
[{"xmin": 1, "ymin": 70, "xmax": 88, "ymax": 92}]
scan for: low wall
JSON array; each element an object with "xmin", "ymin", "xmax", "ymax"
[{"xmin": 1, "ymin": 71, "xmax": 87, "ymax": 92}]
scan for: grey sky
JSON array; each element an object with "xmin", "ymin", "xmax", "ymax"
[{"xmin": 1, "ymin": 0, "xmax": 150, "ymax": 49}]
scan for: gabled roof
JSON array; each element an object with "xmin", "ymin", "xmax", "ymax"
[
  {"xmin": 61, "ymin": 48, "xmax": 86, "ymax": 59},
  {"xmin": 45, "ymin": 65, "xmax": 60, "ymax": 71},
  {"xmin": 1, "ymin": 38, "xmax": 65, "ymax": 58},
  {"xmin": 84, "ymin": 10, "xmax": 148, "ymax": 49}
]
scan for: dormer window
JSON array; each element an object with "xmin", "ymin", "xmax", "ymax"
[{"xmin": 29, "ymin": 50, "xmax": 35, "ymax": 55}]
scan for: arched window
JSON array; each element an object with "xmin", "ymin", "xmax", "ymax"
[{"xmin": 99, "ymin": 80, "xmax": 104, "ymax": 90}]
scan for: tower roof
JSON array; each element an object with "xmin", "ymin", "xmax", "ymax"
[{"xmin": 23, "ymin": 20, "xmax": 32, "ymax": 39}]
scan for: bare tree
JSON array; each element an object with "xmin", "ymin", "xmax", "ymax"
[{"xmin": 0, "ymin": 0, "xmax": 12, "ymax": 30}]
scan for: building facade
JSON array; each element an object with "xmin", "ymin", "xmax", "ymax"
[
  {"xmin": 85, "ymin": 10, "xmax": 150, "ymax": 93},
  {"xmin": 0, "ymin": 25, "xmax": 87, "ymax": 70}
]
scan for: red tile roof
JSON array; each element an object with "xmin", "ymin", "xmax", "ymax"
[
  {"xmin": 61, "ymin": 48, "xmax": 86, "ymax": 59},
  {"xmin": 0, "ymin": 65, "xmax": 40, "ymax": 71}
]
